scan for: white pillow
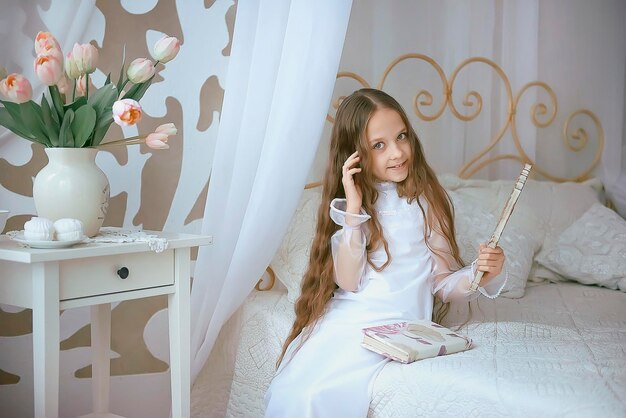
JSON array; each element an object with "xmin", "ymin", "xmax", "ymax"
[
  {"xmin": 439, "ymin": 174, "xmax": 603, "ymax": 282},
  {"xmin": 449, "ymin": 191, "xmax": 540, "ymax": 298},
  {"xmin": 271, "ymin": 182, "xmax": 539, "ymax": 302},
  {"xmin": 270, "ymin": 188, "xmax": 321, "ymax": 303},
  {"xmin": 536, "ymin": 203, "xmax": 626, "ymax": 292}
]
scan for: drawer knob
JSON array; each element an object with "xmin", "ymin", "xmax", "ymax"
[{"xmin": 117, "ymin": 267, "xmax": 129, "ymax": 279}]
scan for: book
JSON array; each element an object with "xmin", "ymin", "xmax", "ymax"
[
  {"xmin": 361, "ymin": 320, "xmax": 473, "ymax": 364},
  {"xmin": 469, "ymin": 163, "xmax": 533, "ymax": 291}
]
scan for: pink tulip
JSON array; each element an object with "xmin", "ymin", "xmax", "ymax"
[
  {"xmin": 56, "ymin": 74, "xmax": 70, "ymax": 95},
  {"xmin": 151, "ymin": 35, "xmax": 180, "ymax": 63},
  {"xmin": 0, "ymin": 73, "xmax": 33, "ymax": 103},
  {"xmin": 112, "ymin": 98, "xmax": 142, "ymax": 127},
  {"xmin": 34, "ymin": 32, "xmax": 63, "ymax": 61},
  {"xmin": 155, "ymin": 123, "xmax": 177, "ymax": 136},
  {"xmin": 127, "ymin": 58, "xmax": 155, "ymax": 84},
  {"xmin": 76, "ymin": 74, "xmax": 96, "ymax": 96},
  {"xmin": 65, "ymin": 43, "xmax": 98, "ymax": 78},
  {"xmin": 145, "ymin": 132, "xmax": 170, "ymax": 149},
  {"xmin": 34, "ymin": 54, "xmax": 64, "ymax": 85}
]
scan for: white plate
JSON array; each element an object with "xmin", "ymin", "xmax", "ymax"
[{"xmin": 11, "ymin": 232, "xmax": 87, "ymax": 249}]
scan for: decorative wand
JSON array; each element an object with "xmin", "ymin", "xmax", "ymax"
[{"xmin": 469, "ymin": 163, "xmax": 533, "ymax": 292}]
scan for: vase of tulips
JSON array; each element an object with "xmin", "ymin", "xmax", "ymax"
[{"xmin": 0, "ymin": 32, "xmax": 180, "ymax": 236}]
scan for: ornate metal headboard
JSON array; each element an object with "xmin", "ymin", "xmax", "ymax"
[
  {"xmin": 329, "ymin": 54, "xmax": 603, "ymax": 182},
  {"xmin": 256, "ymin": 54, "xmax": 605, "ymax": 291}
]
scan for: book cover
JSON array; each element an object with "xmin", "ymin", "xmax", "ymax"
[{"xmin": 361, "ymin": 321, "xmax": 473, "ymax": 364}]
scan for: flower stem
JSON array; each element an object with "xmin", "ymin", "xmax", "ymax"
[
  {"xmin": 98, "ymin": 135, "xmax": 146, "ymax": 146},
  {"xmin": 118, "ymin": 79, "xmax": 129, "ymax": 99},
  {"xmin": 97, "ymin": 139, "xmax": 145, "ymax": 148},
  {"xmin": 85, "ymin": 74, "xmax": 89, "ymax": 99}
]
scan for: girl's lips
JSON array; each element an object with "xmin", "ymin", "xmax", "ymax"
[{"xmin": 388, "ymin": 161, "xmax": 406, "ymax": 170}]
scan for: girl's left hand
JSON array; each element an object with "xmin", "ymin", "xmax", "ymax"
[{"xmin": 476, "ymin": 244, "xmax": 505, "ymax": 285}]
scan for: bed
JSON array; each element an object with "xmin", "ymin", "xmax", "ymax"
[{"xmin": 191, "ymin": 55, "xmax": 626, "ymax": 417}]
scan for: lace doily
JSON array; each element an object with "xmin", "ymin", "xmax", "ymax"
[{"xmin": 89, "ymin": 227, "xmax": 169, "ymax": 253}]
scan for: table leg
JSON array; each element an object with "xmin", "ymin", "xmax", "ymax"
[
  {"xmin": 32, "ymin": 262, "xmax": 60, "ymax": 418},
  {"xmin": 168, "ymin": 248, "xmax": 190, "ymax": 418},
  {"xmin": 91, "ymin": 303, "xmax": 112, "ymax": 414}
]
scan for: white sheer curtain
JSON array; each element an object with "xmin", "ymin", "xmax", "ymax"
[{"xmin": 190, "ymin": 0, "xmax": 353, "ymax": 381}]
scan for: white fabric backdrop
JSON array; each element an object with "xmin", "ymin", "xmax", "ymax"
[
  {"xmin": 311, "ymin": 0, "xmax": 626, "ymax": 200},
  {"xmin": 314, "ymin": 0, "xmax": 540, "ymax": 181},
  {"xmin": 190, "ymin": 0, "xmax": 353, "ymax": 382}
]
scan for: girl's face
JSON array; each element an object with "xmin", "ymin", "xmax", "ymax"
[{"xmin": 365, "ymin": 107, "xmax": 412, "ymax": 183}]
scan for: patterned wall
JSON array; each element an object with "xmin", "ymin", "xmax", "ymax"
[{"xmin": 0, "ymin": 1, "xmax": 234, "ymax": 416}]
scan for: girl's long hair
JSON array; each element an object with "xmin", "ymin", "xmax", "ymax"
[{"xmin": 276, "ymin": 88, "xmax": 464, "ymax": 367}]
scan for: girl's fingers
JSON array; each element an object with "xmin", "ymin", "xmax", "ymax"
[
  {"xmin": 343, "ymin": 153, "xmax": 360, "ymax": 168},
  {"xmin": 479, "ymin": 245, "xmax": 503, "ymax": 253},
  {"xmin": 477, "ymin": 265, "xmax": 501, "ymax": 273},
  {"xmin": 347, "ymin": 168, "xmax": 362, "ymax": 176},
  {"xmin": 343, "ymin": 160, "xmax": 360, "ymax": 175},
  {"xmin": 478, "ymin": 254, "xmax": 504, "ymax": 262},
  {"xmin": 476, "ymin": 260, "xmax": 502, "ymax": 267}
]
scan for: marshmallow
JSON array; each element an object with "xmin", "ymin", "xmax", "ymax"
[
  {"xmin": 24, "ymin": 217, "xmax": 55, "ymax": 241},
  {"xmin": 53, "ymin": 218, "xmax": 84, "ymax": 241}
]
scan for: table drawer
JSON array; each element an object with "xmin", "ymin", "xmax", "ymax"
[{"xmin": 59, "ymin": 250, "xmax": 174, "ymax": 300}]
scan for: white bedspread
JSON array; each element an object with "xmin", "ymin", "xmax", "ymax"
[
  {"xmin": 369, "ymin": 282, "xmax": 626, "ymax": 417},
  {"xmin": 192, "ymin": 281, "xmax": 626, "ymax": 418}
]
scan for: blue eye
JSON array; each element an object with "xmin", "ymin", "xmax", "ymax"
[
  {"xmin": 397, "ymin": 132, "xmax": 407, "ymax": 140},
  {"xmin": 373, "ymin": 142, "xmax": 384, "ymax": 150}
]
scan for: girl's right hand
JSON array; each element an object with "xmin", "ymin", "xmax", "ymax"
[{"xmin": 342, "ymin": 151, "xmax": 363, "ymax": 214}]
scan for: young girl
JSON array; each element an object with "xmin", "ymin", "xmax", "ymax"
[{"xmin": 264, "ymin": 88, "xmax": 506, "ymax": 417}]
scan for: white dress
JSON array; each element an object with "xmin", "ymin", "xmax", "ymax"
[{"xmin": 264, "ymin": 182, "xmax": 506, "ymax": 418}]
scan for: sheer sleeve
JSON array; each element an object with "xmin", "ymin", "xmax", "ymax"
[
  {"xmin": 329, "ymin": 198, "xmax": 370, "ymax": 291},
  {"xmin": 428, "ymin": 225, "xmax": 508, "ymax": 303}
]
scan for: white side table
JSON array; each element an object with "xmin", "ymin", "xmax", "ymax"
[{"xmin": 0, "ymin": 229, "xmax": 212, "ymax": 418}]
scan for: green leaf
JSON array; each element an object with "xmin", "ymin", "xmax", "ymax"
[
  {"xmin": 64, "ymin": 96, "xmax": 87, "ymax": 113},
  {"xmin": 40, "ymin": 94, "xmax": 59, "ymax": 146},
  {"xmin": 0, "ymin": 107, "xmax": 37, "ymax": 140},
  {"xmin": 49, "ymin": 85, "xmax": 65, "ymax": 120},
  {"xmin": 59, "ymin": 109, "xmax": 75, "ymax": 147},
  {"xmin": 116, "ymin": 45, "xmax": 127, "ymax": 92},
  {"xmin": 123, "ymin": 75, "xmax": 154, "ymax": 101},
  {"xmin": 20, "ymin": 101, "xmax": 50, "ymax": 145},
  {"xmin": 91, "ymin": 116, "xmax": 114, "ymax": 146},
  {"xmin": 0, "ymin": 99, "xmax": 28, "ymax": 131},
  {"xmin": 71, "ymin": 105, "xmax": 97, "ymax": 147},
  {"xmin": 88, "ymin": 84, "xmax": 118, "ymax": 146},
  {"xmin": 88, "ymin": 84, "xmax": 117, "ymax": 117},
  {"xmin": 105, "ymin": 73, "xmax": 112, "ymax": 85}
]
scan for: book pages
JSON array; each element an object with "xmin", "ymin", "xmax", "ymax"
[{"xmin": 361, "ymin": 321, "xmax": 473, "ymax": 363}]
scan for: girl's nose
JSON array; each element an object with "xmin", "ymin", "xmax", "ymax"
[{"xmin": 388, "ymin": 141, "xmax": 403, "ymax": 159}]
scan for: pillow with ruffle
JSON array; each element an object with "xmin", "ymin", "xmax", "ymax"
[
  {"xmin": 536, "ymin": 203, "xmax": 626, "ymax": 292},
  {"xmin": 449, "ymin": 191, "xmax": 540, "ymax": 298},
  {"xmin": 439, "ymin": 174, "xmax": 603, "ymax": 282},
  {"xmin": 270, "ymin": 188, "xmax": 321, "ymax": 303}
]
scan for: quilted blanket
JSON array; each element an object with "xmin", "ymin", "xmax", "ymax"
[{"xmin": 192, "ymin": 282, "xmax": 626, "ymax": 417}]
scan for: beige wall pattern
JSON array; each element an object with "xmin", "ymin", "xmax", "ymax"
[{"xmin": 0, "ymin": 1, "xmax": 235, "ymax": 415}]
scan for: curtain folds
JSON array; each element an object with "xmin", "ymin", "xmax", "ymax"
[{"xmin": 190, "ymin": 0, "xmax": 353, "ymax": 382}]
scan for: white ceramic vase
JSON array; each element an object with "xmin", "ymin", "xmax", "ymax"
[{"xmin": 33, "ymin": 148, "xmax": 110, "ymax": 237}]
